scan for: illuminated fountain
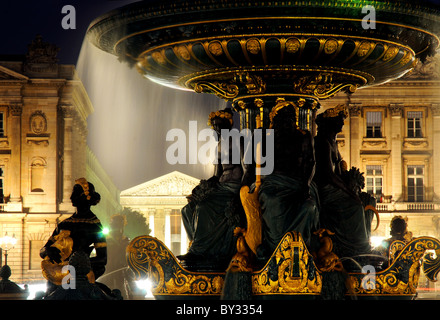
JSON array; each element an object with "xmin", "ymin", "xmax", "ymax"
[{"xmin": 87, "ymin": 0, "xmax": 440, "ymax": 299}]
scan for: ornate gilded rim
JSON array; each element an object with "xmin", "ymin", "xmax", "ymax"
[
  {"xmin": 117, "ymin": 17, "xmax": 436, "ymax": 57},
  {"xmin": 134, "ymin": 33, "xmax": 415, "ymax": 93},
  {"xmin": 87, "ymin": 0, "xmax": 440, "ymax": 96}
]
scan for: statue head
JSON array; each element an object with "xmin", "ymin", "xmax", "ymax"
[
  {"xmin": 390, "ymin": 216, "xmax": 408, "ymax": 239},
  {"xmin": 269, "ymin": 101, "xmax": 298, "ymax": 129},
  {"xmin": 110, "ymin": 214, "xmax": 127, "ymax": 233},
  {"xmin": 70, "ymin": 178, "xmax": 101, "ymax": 209},
  {"xmin": 208, "ymin": 108, "xmax": 234, "ymax": 134},
  {"xmin": 316, "ymin": 105, "xmax": 348, "ymax": 134},
  {"xmin": 0, "ymin": 265, "xmax": 11, "ymax": 280}
]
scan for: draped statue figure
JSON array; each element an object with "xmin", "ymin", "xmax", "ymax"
[
  {"xmin": 257, "ymin": 101, "xmax": 320, "ymax": 260},
  {"xmin": 313, "ymin": 105, "xmax": 371, "ymax": 266},
  {"xmin": 178, "ymin": 108, "xmax": 245, "ymax": 270}
]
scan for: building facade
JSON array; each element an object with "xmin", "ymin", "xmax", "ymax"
[
  {"xmin": 320, "ymin": 54, "xmax": 440, "ymax": 243},
  {"xmin": 0, "ymin": 36, "xmax": 121, "ymax": 284},
  {"xmin": 120, "ymin": 171, "xmax": 200, "ymax": 256}
]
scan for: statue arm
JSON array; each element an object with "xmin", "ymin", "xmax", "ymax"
[
  {"xmin": 39, "ymin": 227, "xmax": 61, "ymax": 261},
  {"xmin": 91, "ymin": 227, "xmax": 108, "ymax": 266},
  {"xmin": 316, "ymin": 139, "xmax": 348, "ymax": 191},
  {"xmin": 91, "ymin": 246, "xmax": 107, "ymax": 266},
  {"xmin": 241, "ymin": 133, "xmax": 255, "ymax": 187},
  {"xmin": 212, "ymin": 145, "xmax": 223, "ymax": 179},
  {"xmin": 303, "ymin": 131, "xmax": 316, "ymax": 187},
  {"xmin": 318, "ymin": 140, "xmax": 361, "ymax": 201}
]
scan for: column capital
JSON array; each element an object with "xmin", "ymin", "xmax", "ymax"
[
  {"xmin": 9, "ymin": 104, "xmax": 23, "ymax": 116},
  {"xmin": 348, "ymin": 103, "xmax": 362, "ymax": 117},
  {"xmin": 389, "ymin": 103, "xmax": 404, "ymax": 117},
  {"xmin": 431, "ymin": 103, "xmax": 440, "ymax": 116},
  {"xmin": 58, "ymin": 104, "xmax": 75, "ymax": 118}
]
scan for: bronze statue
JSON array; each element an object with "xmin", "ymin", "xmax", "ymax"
[
  {"xmin": 256, "ymin": 101, "xmax": 319, "ymax": 260},
  {"xmin": 314, "ymin": 106, "xmax": 371, "ymax": 267},
  {"xmin": 376, "ymin": 216, "xmax": 412, "ymax": 263},
  {"xmin": 40, "ymin": 178, "xmax": 108, "ymax": 295},
  {"xmin": 178, "ymin": 108, "xmax": 245, "ymax": 270}
]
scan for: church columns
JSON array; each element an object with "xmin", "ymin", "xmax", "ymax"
[
  {"xmin": 164, "ymin": 208, "xmax": 171, "ymax": 249},
  {"xmin": 390, "ymin": 103, "xmax": 404, "ymax": 201},
  {"xmin": 148, "ymin": 208, "xmax": 155, "ymax": 237},
  {"xmin": 181, "ymin": 219, "xmax": 187, "ymax": 254}
]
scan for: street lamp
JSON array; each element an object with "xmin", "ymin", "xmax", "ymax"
[{"xmin": 0, "ymin": 233, "xmax": 17, "ymax": 265}]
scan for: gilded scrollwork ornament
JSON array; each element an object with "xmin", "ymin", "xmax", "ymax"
[
  {"xmin": 293, "ymin": 72, "xmax": 359, "ymax": 99},
  {"xmin": 235, "ymin": 72, "xmax": 266, "ymax": 95},
  {"xmin": 127, "ymin": 236, "xmax": 225, "ymax": 297},
  {"xmin": 348, "ymin": 237, "xmax": 440, "ymax": 297},
  {"xmin": 193, "ymin": 81, "xmax": 239, "ymax": 99},
  {"xmin": 252, "ymin": 232, "xmax": 322, "ymax": 296}
]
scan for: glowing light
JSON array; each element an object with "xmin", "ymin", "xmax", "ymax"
[
  {"xmin": 135, "ymin": 279, "xmax": 154, "ymax": 299},
  {"xmin": 102, "ymin": 227, "xmax": 110, "ymax": 235},
  {"xmin": 0, "ymin": 233, "xmax": 17, "ymax": 250},
  {"xmin": 370, "ymin": 236, "xmax": 387, "ymax": 248},
  {"xmin": 18, "ymin": 282, "xmax": 47, "ymax": 300}
]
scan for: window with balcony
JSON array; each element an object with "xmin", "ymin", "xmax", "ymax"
[
  {"xmin": 366, "ymin": 165, "xmax": 383, "ymax": 202},
  {"xmin": 407, "ymin": 165, "xmax": 424, "ymax": 202},
  {"xmin": 407, "ymin": 111, "xmax": 423, "ymax": 138},
  {"xmin": 366, "ymin": 111, "xmax": 382, "ymax": 138}
]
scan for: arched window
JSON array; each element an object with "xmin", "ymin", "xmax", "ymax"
[{"xmin": 30, "ymin": 157, "xmax": 46, "ymax": 192}]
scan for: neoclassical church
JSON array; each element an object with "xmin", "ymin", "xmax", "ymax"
[
  {"xmin": 120, "ymin": 171, "xmax": 200, "ymax": 256},
  {"xmin": 0, "ymin": 36, "xmax": 121, "ymax": 284}
]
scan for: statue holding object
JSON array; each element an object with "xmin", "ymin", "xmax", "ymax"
[
  {"xmin": 313, "ymin": 106, "xmax": 372, "ymax": 269},
  {"xmin": 178, "ymin": 108, "xmax": 245, "ymax": 271},
  {"xmin": 256, "ymin": 100, "xmax": 320, "ymax": 261},
  {"xmin": 40, "ymin": 178, "xmax": 120, "ymax": 299}
]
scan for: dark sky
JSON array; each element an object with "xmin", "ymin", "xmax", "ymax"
[{"xmin": 0, "ymin": 0, "xmax": 140, "ymax": 64}]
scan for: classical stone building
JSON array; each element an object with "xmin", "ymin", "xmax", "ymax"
[
  {"xmin": 120, "ymin": 171, "xmax": 200, "ymax": 256},
  {"xmin": 0, "ymin": 36, "xmax": 121, "ymax": 284},
  {"xmin": 320, "ymin": 54, "xmax": 440, "ymax": 244}
]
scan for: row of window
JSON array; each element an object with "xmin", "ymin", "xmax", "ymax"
[
  {"xmin": 366, "ymin": 164, "xmax": 425, "ymax": 202},
  {"xmin": 366, "ymin": 111, "xmax": 423, "ymax": 138}
]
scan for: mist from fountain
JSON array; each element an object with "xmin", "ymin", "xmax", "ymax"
[{"xmin": 76, "ymin": 40, "xmax": 227, "ymax": 190}]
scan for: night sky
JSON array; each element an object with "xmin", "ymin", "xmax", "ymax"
[{"xmin": 0, "ymin": 0, "xmax": 139, "ymax": 64}]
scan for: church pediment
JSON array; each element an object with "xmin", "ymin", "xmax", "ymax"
[
  {"xmin": 121, "ymin": 171, "xmax": 200, "ymax": 197},
  {"xmin": 0, "ymin": 65, "xmax": 28, "ymax": 81}
]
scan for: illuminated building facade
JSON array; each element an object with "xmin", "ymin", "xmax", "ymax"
[
  {"xmin": 120, "ymin": 171, "xmax": 200, "ymax": 256},
  {"xmin": 321, "ymin": 55, "xmax": 440, "ymax": 243},
  {"xmin": 0, "ymin": 36, "xmax": 120, "ymax": 284}
]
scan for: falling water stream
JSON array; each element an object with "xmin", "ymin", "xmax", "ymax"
[{"xmin": 76, "ymin": 40, "xmax": 227, "ymax": 191}]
